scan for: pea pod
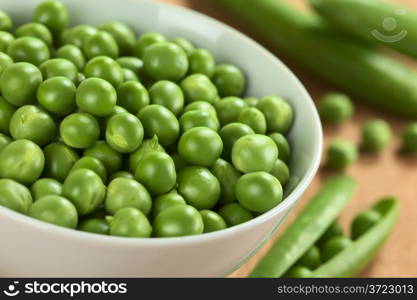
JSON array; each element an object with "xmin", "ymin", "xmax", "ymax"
[{"xmin": 250, "ymin": 175, "xmax": 356, "ymax": 278}]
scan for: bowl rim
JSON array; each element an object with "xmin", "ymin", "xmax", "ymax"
[{"xmin": 0, "ymin": 0, "xmax": 323, "ymax": 246}]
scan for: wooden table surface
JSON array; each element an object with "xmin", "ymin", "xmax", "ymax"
[{"xmin": 158, "ymin": 0, "xmax": 417, "ymax": 277}]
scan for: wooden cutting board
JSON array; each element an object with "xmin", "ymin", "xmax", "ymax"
[{"xmin": 159, "ymin": 0, "xmax": 417, "ymax": 277}]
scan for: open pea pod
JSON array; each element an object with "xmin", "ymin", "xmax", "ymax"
[
  {"xmin": 250, "ymin": 175, "xmax": 357, "ymax": 278},
  {"xmin": 312, "ymin": 197, "xmax": 399, "ymax": 277}
]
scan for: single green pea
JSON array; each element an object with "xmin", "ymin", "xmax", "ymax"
[
  {"xmin": 351, "ymin": 209, "xmax": 382, "ymax": 240},
  {"xmin": 183, "ymin": 101, "xmax": 217, "ymax": 117},
  {"xmin": 107, "ymin": 207, "xmax": 152, "ymax": 238},
  {"xmin": 153, "ymin": 205, "xmax": 203, "ymax": 237},
  {"xmin": 402, "ymin": 123, "xmax": 417, "ymax": 153},
  {"xmin": 33, "ymin": 1, "xmax": 69, "ymax": 37},
  {"xmin": 0, "ymin": 11, "xmax": 12, "ymax": 32},
  {"xmin": 116, "ymin": 56, "xmax": 145, "ymax": 79},
  {"xmin": 134, "ymin": 151, "xmax": 176, "ymax": 196},
  {"xmin": 64, "ymin": 25, "xmax": 97, "ymax": 48},
  {"xmin": 55, "ymin": 45, "xmax": 86, "ymax": 71},
  {"xmin": 268, "ymin": 132, "xmax": 291, "ymax": 163},
  {"xmin": 123, "ymin": 68, "xmax": 139, "ymax": 82},
  {"xmin": 83, "ymin": 31, "xmax": 119, "ymax": 59},
  {"xmin": 0, "ymin": 139, "xmax": 45, "ymax": 185},
  {"xmin": 219, "ymin": 122, "xmax": 255, "ymax": 162},
  {"xmin": 0, "ymin": 31, "xmax": 14, "ymax": 52},
  {"xmin": 256, "ymin": 96, "xmax": 293, "ymax": 134},
  {"xmin": 361, "ymin": 119, "xmax": 391, "ymax": 152},
  {"xmin": 76, "ymin": 72, "xmax": 85, "ymax": 85},
  {"xmin": 149, "ymin": 80, "xmax": 184, "ymax": 116},
  {"xmin": 30, "ymin": 178, "xmax": 62, "ymax": 201},
  {"xmin": 217, "ymin": 202, "xmax": 253, "ymax": 227},
  {"xmin": 132, "ymin": 32, "xmax": 166, "ymax": 58},
  {"xmin": 212, "ymin": 64, "xmax": 245, "ymax": 97},
  {"xmin": 232, "ymin": 134, "xmax": 278, "ymax": 173},
  {"xmin": 171, "ymin": 38, "xmax": 194, "ymax": 55},
  {"xmin": 0, "ymin": 133, "xmax": 11, "ymax": 153},
  {"xmin": 152, "ymin": 192, "xmax": 187, "ymax": 219},
  {"xmin": 243, "ymin": 97, "xmax": 259, "ymax": 107},
  {"xmin": 178, "ymin": 127, "xmax": 223, "ymax": 167},
  {"xmin": 210, "ymin": 158, "xmax": 241, "ymax": 204},
  {"xmin": 270, "ymin": 159, "xmax": 290, "ymax": 186},
  {"xmin": 106, "ymin": 112, "xmax": 144, "ymax": 153},
  {"xmin": 0, "ymin": 62, "xmax": 43, "ymax": 106},
  {"xmin": 326, "ymin": 138, "xmax": 358, "ymax": 169},
  {"xmin": 179, "ymin": 110, "xmax": 220, "ymax": 132},
  {"xmin": 29, "ymin": 195, "xmax": 78, "ymax": 229},
  {"xmin": 15, "ymin": 22, "xmax": 53, "ymax": 47},
  {"xmin": 238, "ymin": 107, "xmax": 267, "ymax": 134},
  {"xmin": 137, "ymin": 104, "xmax": 180, "ymax": 147},
  {"xmin": 297, "ymin": 246, "xmax": 322, "ymax": 270},
  {"xmin": 99, "ymin": 21, "xmax": 136, "ymax": 55},
  {"xmin": 116, "ymin": 81, "xmax": 149, "ymax": 115},
  {"xmin": 43, "ymin": 142, "xmax": 79, "ymax": 182},
  {"xmin": 200, "ymin": 210, "xmax": 227, "ymax": 233},
  {"xmin": 0, "ymin": 179, "xmax": 32, "ymax": 214},
  {"xmin": 215, "ymin": 97, "xmax": 247, "ymax": 126},
  {"xmin": 84, "ymin": 56, "xmax": 124, "ymax": 87},
  {"xmin": 0, "ymin": 96, "xmax": 16, "ymax": 134},
  {"xmin": 78, "ymin": 218, "xmax": 109, "ymax": 235},
  {"xmin": 177, "ymin": 166, "xmax": 220, "ymax": 210},
  {"xmin": 282, "ymin": 266, "xmax": 312, "ymax": 278},
  {"xmin": 321, "ymin": 236, "xmax": 353, "ymax": 262},
  {"xmin": 9, "ymin": 105, "xmax": 57, "ymax": 146},
  {"xmin": 70, "ymin": 156, "xmax": 107, "ymax": 183},
  {"xmin": 60, "ymin": 113, "xmax": 100, "ymax": 149},
  {"xmin": 39, "ymin": 58, "xmax": 78, "ymax": 82},
  {"xmin": 128, "ymin": 135, "xmax": 164, "ymax": 172},
  {"xmin": 188, "ymin": 48, "xmax": 215, "ymax": 77},
  {"xmin": 7, "ymin": 37, "xmax": 50, "ymax": 66},
  {"xmin": 62, "ymin": 168, "xmax": 106, "ymax": 215},
  {"xmin": 37, "ymin": 76, "xmax": 76, "ymax": 116},
  {"xmin": 108, "ymin": 171, "xmax": 134, "ymax": 182},
  {"xmin": 317, "ymin": 222, "xmax": 344, "ymax": 247},
  {"xmin": 171, "ymin": 153, "xmax": 189, "ymax": 172},
  {"xmin": 84, "ymin": 141, "xmax": 123, "ymax": 174},
  {"xmin": 180, "ymin": 74, "xmax": 218, "ymax": 104},
  {"xmin": 318, "ymin": 93, "xmax": 354, "ymax": 124}
]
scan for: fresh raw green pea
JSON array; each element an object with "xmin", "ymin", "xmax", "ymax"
[
  {"xmin": 0, "ymin": 11, "xmax": 12, "ymax": 32},
  {"xmin": 15, "ymin": 22, "xmax": 53, "ymax": 47},
  {"xmin": 402, "ymin": 122, "xmax": 417, "ymax": 153},
  {"xmin": 33, "ymin": 1, "xmax": 68, "ymax": 37},
  {"xmin": 117, "ymin": 81, "xmax": 149, "ymax": 115},
  {"xmin": 0, "ymin": 31, "xmax": 14, "ymax": 52},
  {"xmin": 200, "ymin": 210, "xmax": 227, "ymax": 233},
  {"xmin": 55, "ymin": 45, "xmax": 86, "ymax": 71},
  {"xmin": 217, "ymin": 202, "xmax": 253, "ymax": 227},
  {"xmin": 70, "ymin": 156, "xmax": 107, "ymax": 183},
  {"xmin": 132, "ymin": 32, "xmax": 166, "ymax": 58},
  {"xmin": 183, "ymin": 101, "xmax": 217, "ymax": 117},
  {"xmin": 143, "ymin": 42, "xmax": 188, "ymax": 82},
  {"xmin": 0, "ymin": 133, "xmax": 11, "ymax": 153},
  {"xmin": 0, "ymin": 139, "xmax": 44, "ymax": 185},
  {"xmin": 43, "ymin": 142, "xmax": 79, "ymax": 182},
  {"xmin": 297, "ymin": 246, "xmax": 322, "ymax": 270},
  {"xmin": 317, "ymin": 222, "xmax": 344, "ymax": 248},
  {"xmin": 30, "ymin": 178, "xmax": 62, "ymax": 200},
  {"xmin": 149, "ymin": 80, "xmax": 184, "ymax": 116},
  {"xmin": 83, "ymin": 31, "xmax": 119, "ymax": 59},
  {"xmin": 232, "ymin": 134, "xmax": 278, "ymax": 173},
  {"xmin": 60, "ymin": 112, "xmax": 100, "ymax": 149},
  {"xmin": 84, "ymin": 141, "xmax": 123, "ymax": 174},
  {"xmin": 29, "ymin": 195, "xmax": 78, "ymax": 229},
  {"xmin": 152, "ymin": 192, "xmax": 187, "ymax": 218},
  {"xmin": 62, "ymin": 168, "xmax": 106, "ymax": 215},
  {"xmin": 123, "ymin": 68, "xmax": 139, "ymax": 82},
  {"xmin": 37, "ymin": 76, "xmax": 76, "ymax": 116},
  {"xmin": 321, "ymin": 236, "xmax": 353, "ymax": 262},
  {"xmin": 137, "ymin": 104, "xmax": 180, "ymax": 147},
  {"xmin": 180, "ymin": 74, "xmax": 218, "ymax": 104},
  {"xmin": 0, "ymin": 96, "xmax": 15, "ymax": 134},
  {"xmin": 0, "ymin": 62, "xmax": 43, "ymax": 106},
  {"xmin": 39, "ymin": 58, "xmax": 78, "ymax": 82},
  {"xmin": 178, "ymin": 127, "xmax": 223, "ymax": 167},
  {"xmin": 212, "ymin": 64, "xmax": 246, "ymax": 97},
  {"xmin": 108, "ymin": 171, "xmax": 134, "ymax": 182},
  {"xmin": 326, "ymin": 138, "xmax": 358, "ymax": 169},
  {"xmin": 64, "ymin": 25, "xmax": 97, "ymax": 48},
  {"xmin": 188, "ymin": 48, "xmax": 215, "ymax": 77},
  {"xmin": 105, "ymin": 177, "xmax": 152, "ymax": 215},
  {"xmin": 282, "ymin": 266, "xmax": 312, "ymax": 278},
  {"xmin": 215, "ymin": 96, "xmax": 247, "ymax": 126},
  {"xmin": 116, "ymin": 56, "xmax": 145, "ymax": 79},
  {"xmin": 270, "ymin": 159, "xmax": 290, "ymax": 186},
  {"xmin": 78, "ymin": 218, "xmax": 109, "ymax": 235},
  {"xmin": 351, "ymin": 210, "xmax": 382, "ymax": 240},
  {"xmin": 238, "ymin": 107, "xmax": 267, "ymax": 134},
  {"xmin": 177, "ymin": 166, "xmax": 221, "ymax": 210},
  {"xmin": 134, "ymin": 152, "xmax": 176, "ymax": 196},
  {"xmin": 106, "ymin": 112, "xmax": 144, "ymax": 153},
  {"xmin": 179, "ymin": 110, "xmax": 220, "ymax": 133},
  {"xmin": 171, "ymin": 38, "xmax": 194, "ymax": 55},
  {"xmin": 9, "ymin": 105, "xmax": 57, "ymax": 146},
  {"xmin": 256, "ymin": 96, "xmax": 293, "ymax": 134},
  {"xmin": 84, "ymin": 56, "xmax": 124, "ymax": 87},
  {"xmin": 107, "ymin": 207, "xmax": 152, "ymax": 238},
  {"xmin": 153, "ymin": 205, "xmax": 203, "ymax": 237},
  {"xmin": 76, "ymin": 72, "xmax": 85, "ymax": 85},
  {"xmin": 243, "ymin": 97, "xmax": 259, "ymax": 107},
  {"xmin": 7, "ymin": 37, "xmax": 50, "ymax": 66},
  {"xmin": 128, "ymin": 135, "xmax": 164, "ymax": 172},
  {"xmin": 99, "ymin": 21, "xmax": 136, "ymax": 55},
  {"xmin": 318, "ymin": 93, "xmax": 354, "ymax": 124},
  {"xmin": 361, "ymin": 119, "xmax": 391, "ymax": 152},
  {"xmin": 219, "ymin": 122, "xmax": 254, "ymax": 162},
  {"xmin": 268, "ymin": 132, "xmax": 291, "ymax": 163},
  {"xmin": 0, "ymin": 179, "xmax": 32, "ymax": 214}
]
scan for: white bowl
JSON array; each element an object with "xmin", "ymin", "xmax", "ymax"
[{"xmin": 0, "ymin": 0, "xmax": 322, "ymax": 277}]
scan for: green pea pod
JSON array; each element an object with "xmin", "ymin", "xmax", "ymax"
[
  {"xmin": 250, "ymin": 175, "xmax": 357, "ymax": 278},
  {"xmin": 312, "ymin": 197, "xmax": 399, "ymax": 277}
]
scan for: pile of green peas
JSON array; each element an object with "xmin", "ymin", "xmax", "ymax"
[{"xmin": 0, "ymin": 1, "xmax": 294, "ymax": 238}]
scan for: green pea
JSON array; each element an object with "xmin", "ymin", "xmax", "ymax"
[
  {"xmin": 0, "ymin": 179, "xmax": 32, "ymax": 214},
  {"xmin": 243, "ymin": 97, "xmax": 259, "ymax": 107},
  {"xmin": 137, "ymin": 104, "xmax": 180, "ymax": 147},
  {"xmin": 0, "ymin": 31, "xmax": 14, "ymax": 52},
  {"xmin": 134, "ymin": 152, "xmax": 176, "ymax": 196},
  {"xmin": 152, "ymin": 192, "xmax": 186, "ymax": 218},
  {"xmin": 188, "ymin": 48, "xmax": 215, "ymax": 77},
  {"xmin": 106, "ymin": 112, "xmax": 143, "ymax": 153},
  {"xmin": 327, "ymin": 138, "xmax": 358, "ymax": 169},
  {"xmin": 60, "ymin": 113, "xmax": 100, "ymax": 149},
  {"xmin": 321, "ymin": 236, "xmax": 353, "ymax": 262},
  {"xmin": 39, "ymin": 58, "xmax": 78, "ymax": 82},
  {"xmin": 200, "ymin": 210, "xmax": 227, "ymax": 233},
  {"xmin": 99, "ymin": 21, "xmax": 136, "ymax": 55},
  {"xmin": 0, "ymin": 11, "xmax": 12, "ymax": 32},
  {"xmin": 361, "ymin": 119, "xmax": 391, "ymax": 152},
  {"xmin": 238, "ymin": 107, "xmax": 267, "ymax": 134},
  {"xmin": 84, "ymin": 56, "xmax": 124, "ymax": 87},
  {"xmin": 128, "ymin": 135, "xmax": 165, "ymax": 172},
  {"xmin": 319, "ymin": 93, "xmax": 354, "ymax": 124},
  {"xmin": 43, "ymin": 142, "xmax": 79, "ymax": 182},
  {"xmin": 149, "ymin": 80, "xmax": 184, "ymax": 116},
  {"xmin": 132, "ymin": 32, "xmax": 166, "ymax": 58},
  {"xmin": 0, "ymin": 62, "xmax": 43, "ymax": 106},
  {"xmin": 179, "ymin": 110, "xmax": 220, "ymax": 132},
  {"xmin": 217, "ymin": 203, "xmax": 253, "ymax": 227},
  {"xmin": 64, "ymin": 25, "xmax": 97, "ymax": 49},
  {"xmin": 270, "ymin": 159, "xmax": 290, "ymax": 186},
  {"xmin": 7, "ymin": 37, "xmax": 50, "ymax": 66},
  {"xmin": 83, "ymin": 141, "xmax": 123, "ymax": 174},
  {"xmin": 37, "ymin": 76, "xmax": 76, "ymax": 116},
  {"xmin": 62, "ymin": 168, "xmax": 106, "ymax": 215},
  {"xmin": 116, "ymin": 81, "xmax": 149, "ymax": 115},
  {"xmin": 30, "ymin": 178, "xmax": 62, "ymax": 201},
  {"xmin": 153, "ymin": 205, "xmax": 203, "ymax": 237},
  {"xmin": 268, "ymin": 132, "xmax": 291, "ymax": 163},
  {"xmin": 297, "ymin": 246, "xmax": 321, "ymax": 270},
  {"xmin": 76, "ymin": 72, "xmax": 85, "ymax": 85},
  {"xmin": 0, "ymin": 139, "xmax": 44, "ymax": 185},
  {"xmin": 15, "ymin": 22, "xmax": 53, "ymax": 47},
  {"xmin": 55, "ymin": 45, "xmax": 86, "ymax": 71},
  {"xmin": 171, "ymin": 38, "xmax": 194, "ymax": 55},
  {"xmin": 116, "ymin": 56, "xmax": 144, "ymax": 79},
  {"xmin": 107, "ymin": 207, "xmax": 152, "ymax": 238},
  {"xmin": 123, "ymin": 68, "xmax": 139, "ymax": 82},
  {"xmin": 282, "ymin": 266, "xmax": 312, "ymax": 278},
  {"xmin": 215, "ymin": 97, "xmax": 247, "ymax": 126},
  {"xmin": 317, "ymin": 222, "xmax": 344, "ymax": 247},
  {"xmin": 219, "ymin": 122, "xmax": 254, "ymax": 162},
  {"xmin": 108, "ymin": 171, "xmax": 134, "ymax": 182},
  {"xmin": 212, "ymin": 64, "xmax": 245, "ymax": 97},
  {"xmin": 78, "ymin": 218, "xmax": 109, "ymax": 235},
  {"xmin": 180, "ymin": 74, "xmax": 218, "ymax": 104},
  {"xmin": 232, "ymin": 134, "xmax": 278, "ymax": 173},
  {"xmin": 0, "ymin": 133, "xmax": 11, "ymax": 153},
  {"xmin": 178, "ymin": 166, "xmax": 220, "ymax": 210},
  {"xmin": 256, "ymin": 96, "xmax": 293, "ymax": 134},
  {"xmin": 183, "ymin": 101, "xmax": 217, "ymax": 117},
  {"xmin": 83, "ymin": 31, "xmax": 119, "ymax": 59},
  {"xmin": 9, "ymin": 105, "xmax": 56, "ymax": 146},
  {"xmin": 0, "ymin": 96, "xmax": 16, "ymax": 134},
  {"xmin": 402, "ymin": 123, "xmax": 417, "ymax": 153},
  {"xmin": 70, "ymin": 156, "xmax": 107, "ymax": 183},
  {"xmin": 33, "ymin": 1, "xmax": 69, "ymax": 37},
  {"xmin": 351, "ymin": 210, "xmax": 382, "ymax": 240}
]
